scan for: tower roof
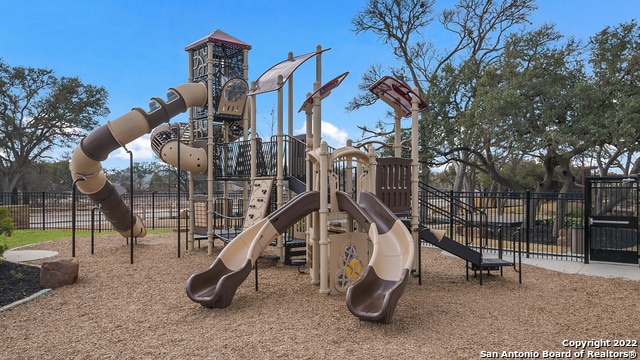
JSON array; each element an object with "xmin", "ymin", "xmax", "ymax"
[{"xmin": 185, "ymin": 29, "xmax": 252, "ymax": 51}]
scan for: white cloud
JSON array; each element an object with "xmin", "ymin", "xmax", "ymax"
[
  {"xmin": 295, "ymin": 121, "xmax": 349, "ymax": 148},
  {"xmin": 112, "ymin": 134, "xmax": 155, "ymax": 161}
]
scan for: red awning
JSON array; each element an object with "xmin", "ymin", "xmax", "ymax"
[
  {"xmin": 369, "ymin": 76, "xmax": 428, "ymax": 117},
  {"xmin": 298, "ymin": 71, "xmax": 349, "ymax": 113}
]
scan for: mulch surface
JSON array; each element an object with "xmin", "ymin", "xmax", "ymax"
[
  {"xmin": 1, "ymin": 234, "xmax": 639, "ymax": 359},
  {"xmin": 0, "ymin": 261, "xmax": 43, "ymax": 307}
]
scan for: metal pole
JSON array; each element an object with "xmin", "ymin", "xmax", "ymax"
[
  {"xmin": 177, "ymin": 130, "xmax": 182, "ymax": 257},
  {"xmin": 449, "ymin": 190, "xmax": 454, "ymax": 237},
  {"xmin": 584, "ymin": 180, "xmax": 591, "ymax": 264},
  {"xmin": 525, "ymin": 190, "xmax": 531, "ymax": 258},
  {"xmin": 152, "ymin": 192, "xmax": 156, "ymax": 230},
  {"xmin": 91, "ymin": 207, "xmax": 98, "ymax": 255},
  {"xmin": 128, "ymin": 148, "xmax": 134, "ymax": 264},
  {"xmin": 206, "ymin": 41, "xmax": 215, "ymax": 256},
  {"xmin": 410, "ymin": 88, "xmax": 420, "ymax": 279},
  {"xmin": 187, "ymin": 48, "xmax": 196, "ymax": 252},
  {"xmin": 276, "ymin": 74, "xmax": 284, "ymax": 260},
  {"xmin": 311, "ymin": 81, "xmax": 321, "ymax": 284},
  {"xmin": 318, "ymin": 141, "xmax": 329, "ymax": 295},
  {"xmin": 71, "ymin": 177, "xmax": 86, "ymax": 258}
]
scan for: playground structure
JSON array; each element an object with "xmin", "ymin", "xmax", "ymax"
[
  {"xmin": 69, "ymin": 82, "xmax": 207, "ymax": 238},
  {"xmin": 69, "ymin": 30, "xmax": 521, "ymax": 324}
]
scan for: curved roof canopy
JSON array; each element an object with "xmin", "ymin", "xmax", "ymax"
[
  {"xmin": 368, "ymin": 76, "xmax": 428, "ymax": 117},
  {"xmin": 298, "ymin": 71, "xmax": 349, "ymax": 113},
  {"xmin": 248, "ymin": 48, "xmax": 330, "ymax": 96}
]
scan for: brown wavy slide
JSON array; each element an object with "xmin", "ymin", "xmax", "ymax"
[{"xmin": 186, "ymin": 190, "xmax": 414, "ymax": 324}]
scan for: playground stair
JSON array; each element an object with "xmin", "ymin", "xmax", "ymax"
[
  {"xmin": 416, "ymin": 182, "xmax": 522, "ymax": 285},
  {"xmin": 283, "ymin": 240, "xmax": 307, "ymax": 266},
  {"xmin": 282, "ymin": 176, "xmax": 308, "ymax": 266},
  {"xmin": 419, "ymin": 227, "xmax": 518, "ymax": 284}
]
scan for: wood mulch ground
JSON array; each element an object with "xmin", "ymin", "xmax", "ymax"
[{"xmin": 1, "ymin": 233, "xmax": 638, "ymax": 359}]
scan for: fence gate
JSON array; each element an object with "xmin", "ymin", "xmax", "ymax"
[{"xmin": 585, "ymin": 176, "xmax": 639, "ymax": 264}]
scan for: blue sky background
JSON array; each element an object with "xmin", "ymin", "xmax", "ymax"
[{"xmin": 1, "ymin": 0, "xmax": 638, "ymax": 169}]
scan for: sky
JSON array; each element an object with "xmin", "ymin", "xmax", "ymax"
[{"xmin": 1, "ymin": 0, "xmax": 639, "ymax": 169}]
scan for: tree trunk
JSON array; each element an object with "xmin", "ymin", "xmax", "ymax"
[
  {"xmin": 453, "ymin": 150, "xmax": 469, "ymax": 192},
  {"xmin": 553, "ymin": 156, "xmax": 576, "ymax": 240}
]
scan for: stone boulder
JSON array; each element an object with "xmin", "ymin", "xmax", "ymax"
[{"xmin": 40, "ymin": 258, "xmax": 79, "ymax": 288}]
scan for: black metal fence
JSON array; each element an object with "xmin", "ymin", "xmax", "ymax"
[
  {"xmin": 419, "ymin": 184, "xmax": 586, "ymax": 261},
  {"xmin": 0, "ymin": 191, "xmax": 245, "ymax": 233},
  {"xmin": 1, "ymin": 187, "xmax": 588, "ymax": 261}
]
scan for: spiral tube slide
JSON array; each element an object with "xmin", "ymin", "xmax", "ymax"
[
  {"xmin": 69, "ymin": 83, "xmax": 207, "ymax": 238},
  {"xmin": 150, "ymin": 123, "xmax": 208, "ymax": 172}
]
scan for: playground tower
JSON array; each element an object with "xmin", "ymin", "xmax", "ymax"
[{"xmin": 184, "ymin": 30, "xmax": 252, "ymax": 252}]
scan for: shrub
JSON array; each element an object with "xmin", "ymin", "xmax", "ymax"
[
  {"xmin": 0, "ymin": 241, "xmax": 7, "ymax": 259},
  {"xmin": 0, "ymin": 207, "xmax": 15, "ymax": 237},
  {"xmin": 0, "ymin": 207, "xmax": 15, "ymax": 259}
]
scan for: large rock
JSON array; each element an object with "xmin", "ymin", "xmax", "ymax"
[{"xmin": 40, "ymin": 258, "xmax": 79, "ymax": 288}]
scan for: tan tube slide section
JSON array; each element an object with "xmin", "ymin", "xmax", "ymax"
[
  {"xmin": 69, "ymin": 83, "xmax": 207, "ymax": 238},
  {"xmin": 150, "ymin": 123, "xmax": 207, "ymax": 172}
]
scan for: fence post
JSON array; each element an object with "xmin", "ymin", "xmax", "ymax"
[
  {"xmin": 41, "ymin": 191, "xmax": 46, "ymax": 231},
  {"xmin": 128, "ymin": 148, "xmax": 134, "ymax": 264},
  {"xmin": 151, "ymin": 192, "xmax": 156, "ymax": 230},
  {"xmin": 177, "ymin": 139, "xmax": 182, "ymax": 256},
  {"xmin": 525, "ymin": 190, "xmax": 531, "ymax": 258},
  {"xmin": 91, "ymin": 207, "xmax": 99, "ymax": 254},
  {"xmin": 449, "ymin": 189, "xmax": 454, "ymax": 237},
  {"xmin": 584, "ymin": 180, "xmax": 591, "ymax": 264}
]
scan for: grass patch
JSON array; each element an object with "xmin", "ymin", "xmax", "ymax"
[{"xmin": 2, "ymin": 229, "xmax": 172, "ymax": 250}]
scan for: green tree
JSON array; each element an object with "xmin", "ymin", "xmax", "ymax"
[
  {"xmin": 0, "ymin": 207, "xmax": 14, "ymax": 237},
  {"xmin": 586, "ymin": 20, "xmax": 640, "ymax": 176},
  {"xmin": 148, "ymin": 165, "xmax": 174, "ymax": 192},
  {"xmin": 475, "ymin": 25, "xmax": 592, "ymax": 234},
  {"xmin": 22, "ymin": 159, "xmax": 74, "ymax": 191},
  {"xmin": 0, "ymin": 59, "xmax": 109, "ymax": 195},
  {"xmin": 349, "ymin": 0, "xmax": 537, "ymax": 188},
  {"xmin": 476, "ymin": 25, "xmax": 589, "ymax": 192},
  {"xmin": 147, "ymin": 163, "xmax": 195, "ymax": 193},
  {"xmin": 106, "ymin": 161, "xmax": 191, "ymax": 193}
]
